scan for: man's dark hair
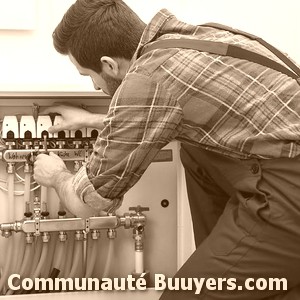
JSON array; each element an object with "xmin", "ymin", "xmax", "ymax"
[{"xmin": 53, "ymin": 0, "xmax": 146, "ymax": 73}]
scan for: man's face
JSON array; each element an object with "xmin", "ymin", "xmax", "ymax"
[{"xmin": 68, "ymin": 54, "xmax": 122, "ymax": 96}]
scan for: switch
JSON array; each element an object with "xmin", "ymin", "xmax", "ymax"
[
  {"xmin": 36, "ymin": 115, "xmax": 53, "ymax": 138},
  {"xmin": 20, "ymin": 115, "xmax": 36, "ymax": 139},
  {"xmin": 53, "ymin": 116, "xmax": 70, "ymax": 138},
  {"xmin": 2, "ymin": 116, "xmax": 19, "ymax": 139}
]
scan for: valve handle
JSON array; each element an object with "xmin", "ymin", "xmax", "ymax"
[{"xmin": 129, "ymin": 205, "xmax": 150, "ymax": 214}]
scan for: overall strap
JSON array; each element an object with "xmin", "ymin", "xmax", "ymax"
[
  {"xmin": 140, "ymin": 24, "xmax": 300, "ymax": 83},
  {"xmin": 202, "ymin": 22, "xmax": 300, "ymax": 78}
]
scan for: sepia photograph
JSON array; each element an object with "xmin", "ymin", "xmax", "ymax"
[{"xmin": 0, "ymin": 1, "xmax": 300, "ymax": 299}]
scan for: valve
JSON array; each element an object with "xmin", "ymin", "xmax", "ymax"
[
  {"xmin": 129, "ymin": 205, "xmax": 150, "ymax": 215},
  {"xmin": 24, "ymin": 202, "xmax": 33, "ymax": 219},
  {"xmin": 41, "ymin": 202, "xmax": 50, "ymax": 219},
  {"xmin": 120, "ymin": 206, "xmax": 149, "ymax": 229},
  {"xmin": 130, "ymin": 205, "xmax": 149, "ymax": 228},
  {"xmin": 33, "ymin": 196, "xmax": 41, "ymax": 218}
]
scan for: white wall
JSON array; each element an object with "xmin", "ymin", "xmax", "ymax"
[
  {"xmin": 0, "ymin": 0, "xmax": 89, "ymax": 91},
  {"xmin": 0, "ymin": 0, "xmax": 299, "ymax": 91}
]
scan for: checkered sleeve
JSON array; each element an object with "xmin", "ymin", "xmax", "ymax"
[{"xmin": 73, "ymin": 73, "xmax": 183, "ymax": 210}]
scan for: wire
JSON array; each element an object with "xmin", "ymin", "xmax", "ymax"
[
  {"xmin": 15, "ymin": 172, "xmax": 37, "ymax": 186},
  {"xmin": 0, "ymin": 182, "xmax": 40, "ymax": 196},
  {"xmin": 15, "ymin": 163, "xmax": 36, "ymax": 185}
]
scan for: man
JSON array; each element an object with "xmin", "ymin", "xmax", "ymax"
[{"xmin": 34, "ymin": 0, "xmax": 300, "ymax": 298}]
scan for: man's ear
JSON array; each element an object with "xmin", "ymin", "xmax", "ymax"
[{"xmin": 100, "ymin": 56, "xmax": 119, "ymax": 77}]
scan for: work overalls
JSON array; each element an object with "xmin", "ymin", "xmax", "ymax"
[{"xmin": 160, "ymin": 143, "xmax": 300, "ymax": 299}]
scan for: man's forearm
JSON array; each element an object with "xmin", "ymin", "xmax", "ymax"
[{"xmin": 53, "ymin": 170, "xmax": 96, "ymax": 218}]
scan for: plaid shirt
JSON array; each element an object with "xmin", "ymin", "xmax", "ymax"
[{"xmin": 73, "ymin": 9, "xmax": 300, "ymax": 210}]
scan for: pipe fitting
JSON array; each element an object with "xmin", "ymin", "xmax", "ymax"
[
  {"xmin": 120, "ymin": 213, "xmax": 132, "ymax": 229},
  {"xmin": 42, "ymin": 232, "xmax": 51, "ymax": 243},
  {"xmin": 58, "ymin": 231, "xmax": 67, "ymax": 242},
  {"xmin": 0, "ymin": 221, "xmax": 22, "ymax": 233},
  {"xmin": 75, "ymin": 230, "xmax": 84, "ymax": 241},
  {"xmin": 24, "ymin": 162, "xmax": 32, "ymax": 173},
  {"xmin": 6, "ymin": 163, "xmax": 15, "ymax": 174},
  {"xmin": 56, "ymin": 140, "xmax": 65, "ymax": 149},
  {"xmin": 74, "ymin": 161, "xmax": 81, "ymax": 172},
  {"xmin": 133, "ymin": 226, "xmax": 144, "ymax": 251},
  {"xmin": 22, "ymin": 141, "xmax": 33, "ymax": 150},
  {"xmin": 25, "ymin": 233, "xmax": 34, "ymax": 244},
  {"xmin": 73, "ymin": 141, "xmax": 82, "ymax": 149},
  {"xmin": 107, "ymin": 228, "xmax": 117, "ymax": 239},
  {"xmin": 1, "ymin": 230, "xmax": 12, "ymax": 238},
  {"xmin": 33, "ymin": 196, "xmax": 41, "ymax": 218},
  {"xmin": 91, "ymin": 230, "xmax": 100, "ymax": 240},
  {"xmin": 134, "ymin": 235, "xmax": 144, "ymax": 251},
  {"xmin": 5, "ymin": 141, "xmax": 15, "ymax": 150}
]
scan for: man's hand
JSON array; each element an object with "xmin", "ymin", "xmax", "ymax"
[
  {"xmin": 40, "ymin": 104, "xmax": 106, "ymax": 133},
  {"xmin": 33, "ymin": 152, "xmax": 70, "ymax": 187},
  {"xmin": 33, "ymin": 152, "xmax": 97, "ymax": 217}
]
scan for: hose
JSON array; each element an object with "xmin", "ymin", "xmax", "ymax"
[
  {"xmin": 83, "ymin": 237, "xmax": 87, "ymax": 273},
  {"xmin": 29, "ymin": 237, "xmax": 42, "ymax": 277},
  {"xmin": 135, "ymin": 250, "xmax": 144, "ymax": 274},
  {"xmin": 84, "ymin": 238, "xmax": 98, "ymax": 278},
  {"xmin": 4, "ymin": 242, "xmax": 33, "ymax": 295},
  {"xmin": 61, "ymin": 232, "xmax": 74, "ymax": 278},
  {"xmin": 14, "ymin": 170, "xmax": 31, "ymax": 276},
  {"xmin": 102, "ymin": 238, "xmax": 114, "ymax": 278},
  {"xmin": 52, "ymin": 239, "xmax": 66, "ymax": 274},
  {"xmin": 31, "ymin": 242, "xmax": 49, "ymax": 279},
  {"xmin": 41, "ymin": 232, "xmax": 56, "ymax": 278},
  {"xmin": 23, "ymin": 171, "xmax": 31, "ymax": 206},
  {"xmin": 0, "ymin": 172, "xmax": 15, "ymax": 294},
  {"xmin": 40, "ymin": 186, "xmax": 47, "ymax": 207},
  {"xmin": 13, "ymin": 234, "xmax": 26, "ymax": 276},
  {"xmin": 19, "ymin": 239, "xmax": 50, "ymax": 295},
  {"xmin": 14, "ymin": 240, "xmax": 50, "ymax": 295},
  {"xmin": 19, "ymin": 243, "xmax": 34, "ymax": 277},
  {"xmin": 68, "ymin": 240, "xmax": 82, "ymax": 278}
]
